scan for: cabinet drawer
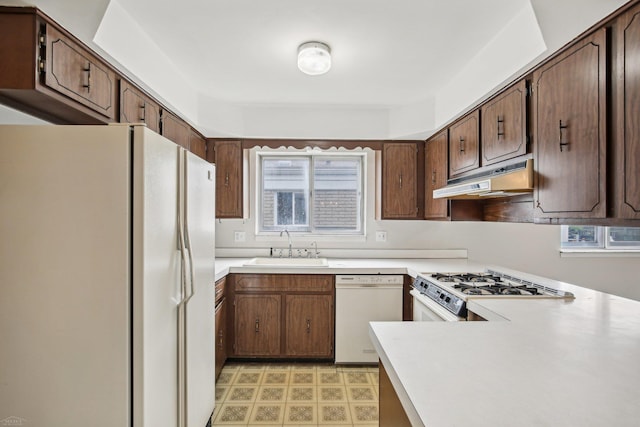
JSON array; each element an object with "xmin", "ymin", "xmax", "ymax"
[
  {"xmin": 234, "ymin": 274, "xmax": 333, "ymax": 292},
  {"xmin": 234, "ymin": 274, "xmax": 278, "ymax": 291},
  {"xmin": 215, "ymin": 277, "xmax": 226, "ymax": 304},
  {"xmin": 287, "ymin": 275, "xmax": 333, "ymax": 292}
]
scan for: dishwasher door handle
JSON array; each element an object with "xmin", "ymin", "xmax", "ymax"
[{"xmin": 335, "ymin": 284, "xmax": 403, "ymax": 289}]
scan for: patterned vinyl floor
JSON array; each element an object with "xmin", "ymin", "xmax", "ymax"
[{"xmin": 211, "ymin": 362, "xmax": 379, "ymax": 426}]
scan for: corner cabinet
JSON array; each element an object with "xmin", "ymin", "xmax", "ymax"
[
  {"xmin": 424, "ymin": 131, "xmax": 449, "ymax": 219},
  {"xmin": 448, "ymin": 110, "xmax": 480, "ymax": 177},
  {"xmin": 613, "ymin": 4, "xmax": 640, "ymax": 220},
  {"xmin": 230, "ymin": 274, "xmax": 334, "ymax": 359},
  {"xmin": 214, "ymin": 140, "xmax": 243, "ymax": 218},
  {"xmin": 481, "ymin": 80, "xmax": 528, "ymax": 166},
  {"xmin": 382, "ymin": 142, "xmax": 420, "ymax": 219},
  {"xmin": 533, "ymin": 29, "xmax": 607, "ymax": 220}
]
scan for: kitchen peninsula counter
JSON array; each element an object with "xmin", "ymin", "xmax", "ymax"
[{"xmin": 369, "ymin": 267, "xmax": 640, "ymax": 427}]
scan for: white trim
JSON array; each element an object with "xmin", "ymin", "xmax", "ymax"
[{"xmin": 560, "ymin": 249, "xmax": 640, "ymax": 258}]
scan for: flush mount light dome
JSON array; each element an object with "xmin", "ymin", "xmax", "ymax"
[{"xmin": 297, "ymin": 41, "xmax": 331, "ymax": 76}]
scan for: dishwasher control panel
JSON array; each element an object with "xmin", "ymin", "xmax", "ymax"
[{"xmin": 335, "ymin": 275, "xmax": 404, "ymax": 286}]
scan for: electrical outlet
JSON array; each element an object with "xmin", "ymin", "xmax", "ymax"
[
  {"xmin": 375, "ymin": 231, "xmax": 387, "ymax": 242},
  {"xmin": 234, "ymin": 231, "xmax": 246, "ymax": 242}
]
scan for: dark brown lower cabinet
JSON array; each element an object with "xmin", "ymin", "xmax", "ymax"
[
  {"xmin": 379, "ymin": 361, "xmax": 412, "ymax": 427},
  {"xmin": 285, "ymin": 294, "xmax": 333, "ymax": 357},
  {"xmin": 230, "ymin": 274, "xmax": 334, "ymax": 359},
  {"xmin": 234, "ymin": 294, "xmax": 281, "ymax": 357}
]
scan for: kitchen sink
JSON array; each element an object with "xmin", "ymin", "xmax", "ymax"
[{"xmin": 242, "ymin": 257, "xmax": 329, "ymax": 267}]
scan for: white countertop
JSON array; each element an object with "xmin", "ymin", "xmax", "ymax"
[
  {"xmin": 370, "ymin": 268, "xmax": 640, "ymax": 427},
  {"xmin": 214, "ymin": 257, "xmax": 482, "ymax": 282}
]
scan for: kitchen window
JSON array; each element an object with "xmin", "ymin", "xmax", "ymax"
[
  {"xmin": 258, "ymin": 152, "xmax": 364, "ymax": 234},
  {"xmin": 560, "ymin": 226, "xmax": 640, "ymax": 251}
]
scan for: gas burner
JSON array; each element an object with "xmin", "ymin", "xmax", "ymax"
[
  {"xmin": 431, "ymin": 273, "xmax": 503, "ymax": 284},
  {"xmin": 454, "ymin": 284, "xmax": 495, "ymax": 295},
  {"xmin": 496, "ymin": 286, "xmax": 540, "ymax": 296},
  {"xmin": 420, "ymin": 270, "xmax": 574, "ymax": 301}
]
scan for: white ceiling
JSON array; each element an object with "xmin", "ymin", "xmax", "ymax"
[
  {"xmin": 114, "ymin": 0, "xmax": 527, "ymax": 106},
  {"xmin": 0, "ymin": 0, "xmax": 630, "ymax": 137}
]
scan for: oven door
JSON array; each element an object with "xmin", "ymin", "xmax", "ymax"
[{"xmin": 410, "ymin": 289, "xmax": 465, "ymax": 321}]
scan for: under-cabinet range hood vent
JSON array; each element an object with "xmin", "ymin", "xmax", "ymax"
[{"xmin": 433, "ymin": 159, "xmax": 533, "ymax": 199}]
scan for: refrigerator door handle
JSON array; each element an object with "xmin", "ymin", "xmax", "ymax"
[
  {"xmin": 183, "ymin": 151, "xmax": 196, "ymax": 304},
  {"xmin": 177, "ymin": 148, "xmax": 190, "ymax": 306}
]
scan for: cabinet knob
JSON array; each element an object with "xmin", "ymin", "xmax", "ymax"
[
  {"xmin": 306, "ymin": 319, "xmax": 311, "ymax": 333},
  {"xmin": 255, "ymin": 318, "xmax": 260, "ymax": 333},
  {"xmin": 225, "ymin": 173, "xmax": 230, "ymax": 186},
  {"xmin": 459, "ymin": 137, "xmax": 465, "ymax": 153}
]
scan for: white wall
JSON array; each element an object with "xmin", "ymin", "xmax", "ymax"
[
  {"xmin": 434, "ymin": 2, "xmax": 546, "ymax": 127},
  {"xmin": 93, "ymin": 0, "xmax": 199, "ymax": 123}
]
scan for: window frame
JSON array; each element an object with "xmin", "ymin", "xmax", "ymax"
[
  {"xmin": 560, "ymin": 225, "xmax": 640, "ymax": 252},
  {"xmin": 256, "ymin": 150, "xmax": 366, "ymax": 236}
]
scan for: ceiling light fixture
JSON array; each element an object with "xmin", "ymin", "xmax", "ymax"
[{"xmin": 297, "ymin": 41, "xmax": 331, "ymax": 76}]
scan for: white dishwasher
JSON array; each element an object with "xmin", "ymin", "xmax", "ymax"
[{"xmin": 335, "ymin": 274, "xmax": 404, "ymax": 363}]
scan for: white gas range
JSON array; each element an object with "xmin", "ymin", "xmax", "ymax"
[{"xmin": 411, "ymin": 269, "xmax": 575, "ymax": 321}]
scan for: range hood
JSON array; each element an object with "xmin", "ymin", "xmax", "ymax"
[{"xmin": 433, "ymin": 159, "xmax": 533, "ymax": 199}]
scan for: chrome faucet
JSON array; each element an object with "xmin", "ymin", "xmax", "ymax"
[
  {"xmin": 310, "ymin": 241, "xmax": 319, "ymax": 258},
  {"xmin": 280, "ymin": 229, "xmax": 292, "ymax": 258}
]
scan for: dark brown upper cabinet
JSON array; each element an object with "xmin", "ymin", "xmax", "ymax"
[
  {"xmin": 481, "ymin": 80, "xmax": 528, "ymax": 166},
  {"xmin": 382, "ymin": 142, "xmax": 420, "ymax": 219},
  {"xmin": 189, "ymin": 131, "xmax": 207, "ymax": 160},
  {"xmin": 448, "ymin": 110, "xmax": 480, "ymax": 178},
  {"xmin": 43, "ymin": 24, "xmax": 117, "ymax": 121},
  {"xmin": 0, "ymin": 8, "xmax": 117, "ymax": 124},
  {"xmin": 119, "ymin": 79, "xmax": 160, "ymax": 133},
  {"xmin": 160, "ymin": 110, "xmax": 190, "ymax": 149},
  {"xmin": 533, "ymin": 29, "xmax": 607, "ymax": 220},
  {"xmin": 424, "ymin": 131, "xmax": 449, "ymax": 219},
  {"xmin": 214, "ymin": 140, "xmax": 243, "ymax": 218},
  {"xmin": 613, "ymin": 3, "xmax": 640, "ymax": 220}
]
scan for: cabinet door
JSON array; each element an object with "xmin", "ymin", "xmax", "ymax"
[
  {"xmin": 481, "ymin": 80, "xmax": 527, "ymax": 166},
  {"xmin": 424, "ymin": 131, "xmax": 449, "ymax": 219},
  {"xmin": 448, "ymin": 110, "xmax": 479, "ymax": 177},
  {"xmin": 120, "ymin": 80, "xmax": 160, "ymax": 133},
  {"xmin": 285, "ymin": 294, "xmax": 333, "ymax": 357},
  {"xmin": 614, "ymin": 5, "xmax": 640, "ymax": 219},
  {"xmin": 533, "ymin": 29, "xmax": 607, "ymax": 219},
  {"xmin": 44, "ymin": 24, "xmax": 116, "ymax": 120},
  {"xmin": 214, "ymin": 299, "xmax": 227, "ymax": 380},
  {"xmin": 234, "ymin": 294, "xmax": 281, "ymax": 356},
  {"xmin": 215, "ymin": 140, "xmax": 243, "ymax": 218},
  {"xmin": 382, "ymin": 142, "xmax": 418, "ymax": 219},
  {"xmin": 189, "ymin": 131, "xmax": 207, "ymax": 160},
  {"xmin": 161, "ymin": 110, "xmax": 190, "ymax": 149}
]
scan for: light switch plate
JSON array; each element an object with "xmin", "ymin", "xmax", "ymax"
[
  {"xmin": 375, "ymin": 231, "xmax": 387, "ymax": 242},
  {"xmin": 234, "ymin": 231, "xmax": 246, "ymax": 242}
]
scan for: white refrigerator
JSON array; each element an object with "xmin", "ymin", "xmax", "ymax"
[{"xmin": 0, "ymin": 124, "xmax": 216, "ymax": 427}]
